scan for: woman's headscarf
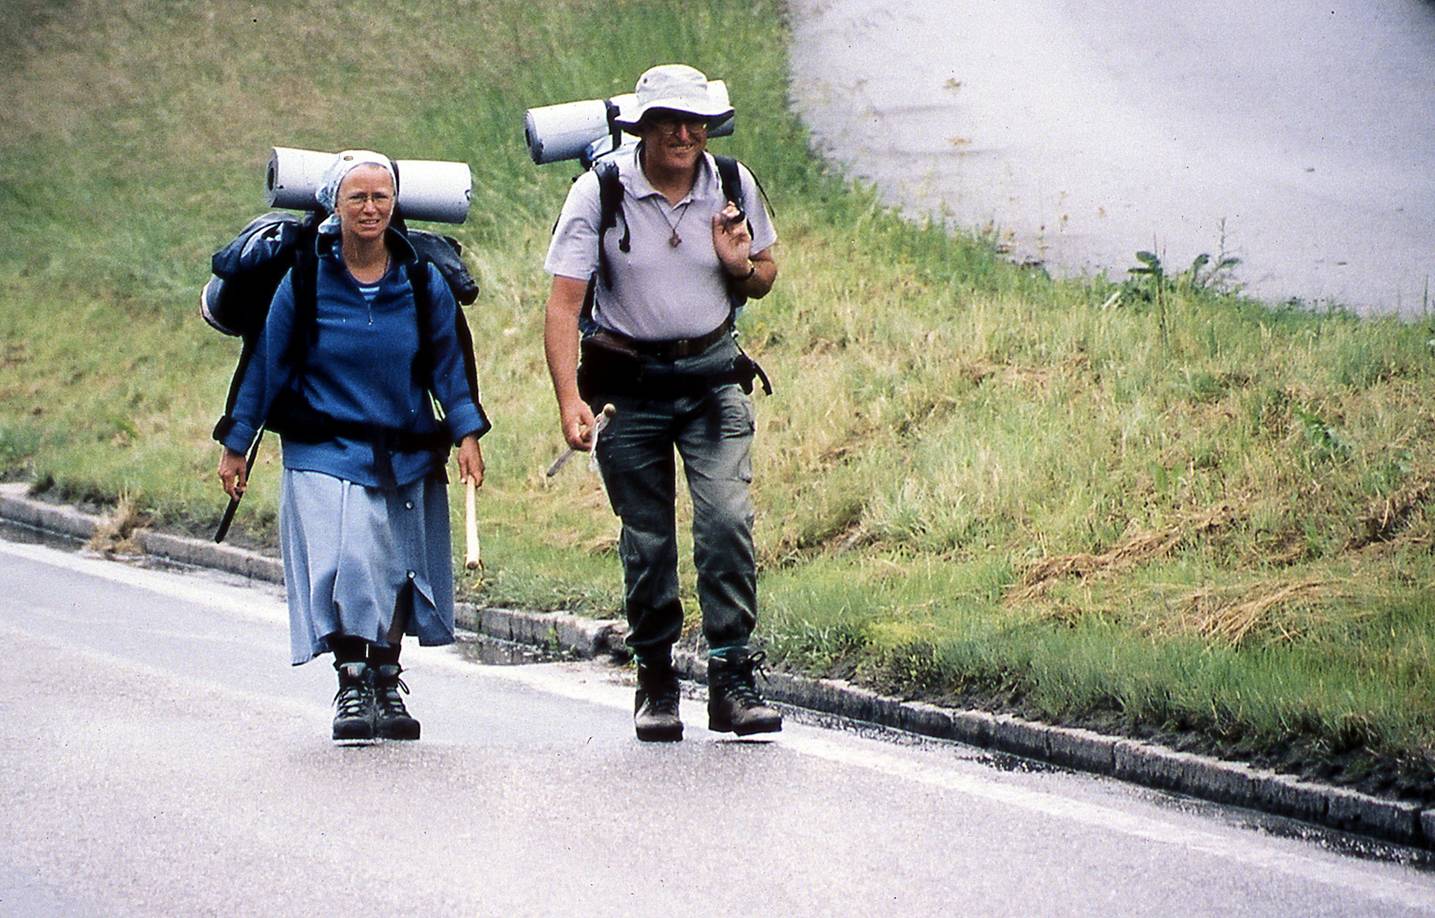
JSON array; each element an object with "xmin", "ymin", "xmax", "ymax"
[{"xmin": 315, "ymin": 150, "xmax": 396, "ymax": 232}]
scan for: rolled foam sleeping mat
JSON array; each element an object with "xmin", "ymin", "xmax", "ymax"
[
  {"xmin": 523, "ymin": 81, "xmax": 734, "ymax": 165},
  {"xmin": 265, "ymin": 147, "xmax": 473, "ymax": 224}
]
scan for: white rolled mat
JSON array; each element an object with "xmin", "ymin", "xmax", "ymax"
[
  {"xmin": 265, "ymin": 147, "xmax": 472, "ymax": 224},
  {"xmin": 524, "ymin": 81, "xmax": 734, "ymax": 165},
  {"xmin": 385, "ymin": 159, "xmax": 472, "ymax": 224}
]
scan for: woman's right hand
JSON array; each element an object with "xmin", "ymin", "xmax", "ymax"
[{"xmin": 218, "ymin": 447, "xmax": 248, "ymax": 500}]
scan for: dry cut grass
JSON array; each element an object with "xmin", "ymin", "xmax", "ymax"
[
  {"xmin": 1177, "ymin": 578, "xmax": 1343, "ymax": 647},
  {"xmin": 1007, "ymin": 504, "xmax": 1240, "ymax": 602}
]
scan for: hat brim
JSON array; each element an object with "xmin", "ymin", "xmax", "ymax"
[{"xmin": 614, "ymin": 101, "xmax": 735, "ymax": 132}]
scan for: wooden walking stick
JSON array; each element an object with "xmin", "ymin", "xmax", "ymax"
[
  {"xmin": 464, "ymin": 478, "xmax": 482, "ymax": 571},
  {"xmin": 545, "ymin": 403, "xmax": 615, "ymax": 477}
]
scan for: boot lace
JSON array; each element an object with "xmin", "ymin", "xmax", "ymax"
[
  {"xmin": 333, "ymin": 681, "xmax": 372, "ymax": 719},
  {"xmin": 726, "ymin": 651, "xmax": 771, "ymax": 707},
  {"xmin": 650, "ymin": 679, "xmax": 681, "ymax": 717},
  {"xmin": 639, "ymin": 667, "xmax": 681, "ymax": 716},
  {"xmin": 376, "ymin": 671, "xmax": 411, "ymax": 716}
]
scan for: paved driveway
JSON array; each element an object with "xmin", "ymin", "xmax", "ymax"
[{"xmin": 789, "ymin": 0, "xmax": 1435, "ymax": 314}]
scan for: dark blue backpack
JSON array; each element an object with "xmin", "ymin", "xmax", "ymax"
[{"xmin": 205, "ymin": 212, "xmax": 483, "ymax": 541}]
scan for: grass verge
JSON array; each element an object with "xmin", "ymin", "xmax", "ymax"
[{"xmin": 2, "ymin": 0, "xmax": 1432, "ymax": 801}]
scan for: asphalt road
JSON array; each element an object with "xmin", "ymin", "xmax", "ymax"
[
  {"xmin": 789, "ymin": 0, "xmax": 1435, "ymax": 314},
  {"xmin": 2, "ymin": 535, "xmax": 1433, "ymax": 916}
]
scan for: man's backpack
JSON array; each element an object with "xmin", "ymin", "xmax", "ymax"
[{"xmin": 204, "ymin": 211, "xmax": 482, "ymax": 542}]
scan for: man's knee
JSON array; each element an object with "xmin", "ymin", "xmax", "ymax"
[{"xmin": 693, "ymin": 498, "xmax": 755, "ymax": 555}]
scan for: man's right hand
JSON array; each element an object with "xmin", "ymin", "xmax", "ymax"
[
  {"xmin": 545, "ymin": 275, "xmax": 595, "ymax": 452},
  {"xmin": 561, "ymin": 399, "xmax": 598, "ymax": 452}
]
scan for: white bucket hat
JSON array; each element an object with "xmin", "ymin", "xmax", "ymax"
[{"xmin": 615, "ymin": 64, "xmax": 734, "ymax": 130}]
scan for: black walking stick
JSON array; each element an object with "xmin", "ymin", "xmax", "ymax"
[{"xmin": 214, "ymin": 428, "xmax": 265, "ymax": 544}]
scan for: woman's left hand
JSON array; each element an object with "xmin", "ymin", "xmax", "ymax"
[{"xmin": 457, "ymin": 434, "xmax": 484, "ymax": 487}]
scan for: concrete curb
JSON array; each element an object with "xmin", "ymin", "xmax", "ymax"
[
  {"xmin": 456, "ymin": 605, "xmax": 624, "ymax": 661},
  {"xmin": 2, "ymin": 482, "xmax": 1429, "ymax": 850}
]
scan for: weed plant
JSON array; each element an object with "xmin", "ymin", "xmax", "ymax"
[{"xmin": 2, "ymin": 0, "xmax": 1433, "ymax": 794}]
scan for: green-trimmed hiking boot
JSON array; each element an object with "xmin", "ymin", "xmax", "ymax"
[{"xmin": 707, "ymin": 649, "xmax": 782, "ymax": 736}]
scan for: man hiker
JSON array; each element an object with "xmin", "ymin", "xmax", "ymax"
[{"xmin": 542, "ymin": 63, "xmax": 781, "ymax": 742}]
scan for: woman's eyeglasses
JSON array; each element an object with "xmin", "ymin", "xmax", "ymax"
[{"xmin": 343, "ymin": 192, "xmax": 394, "ymax": 208}]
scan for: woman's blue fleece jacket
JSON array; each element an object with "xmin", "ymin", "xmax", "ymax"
[{"xmin": 218, "ymin": 226, "xmax": 489, "ymax": 488}]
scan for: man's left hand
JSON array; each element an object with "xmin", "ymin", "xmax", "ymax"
[{"xmin": 712, "ymin": 201, "xmax": 752, "ymax": 276}]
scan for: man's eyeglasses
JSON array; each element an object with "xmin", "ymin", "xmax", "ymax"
[
  {"xmin": 343, "ymin": 192, "xmax": 394, "ymax": 208},
  {"xmin": 650, "ymin": 116, "xmax": 709, "ymax": 137}
]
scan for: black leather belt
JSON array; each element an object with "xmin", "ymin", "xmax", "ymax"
[{"xmin": 595, "ymin": 323, "xmax": 730, "ymax": 361}]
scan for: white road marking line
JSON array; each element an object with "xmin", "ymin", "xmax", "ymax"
[
  {"xmin": 0, "ymin": 619, "xmax": 326, "ymax": 721},
  {"xmin": 458, "ymin": 660, "xmax": 1435, "ymax": 910},
  {"xmin": 0, "ymin": 539, "xmax": 291, "ymax": 623}
]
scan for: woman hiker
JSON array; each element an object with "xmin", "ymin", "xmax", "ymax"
[{"xmin": 216, "ymin": 150, "xmax": 489, "ymax": 743}]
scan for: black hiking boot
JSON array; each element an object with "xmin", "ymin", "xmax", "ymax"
[
  {"xmin": 332, "ymin": 661, "xmax": 377, "ymax": 743},
  {"xmin": 373, "ymin": 663, "xmax": 421, "ymax": 741},
  {"xmin": 707, "ymin": 649, "xmax": 782, "ymax": 736},
  {"xmin": 634, "ymin": 659, "xmax": 684, "ymax": 742}
]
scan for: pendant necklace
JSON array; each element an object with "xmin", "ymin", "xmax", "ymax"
[{"xmin": 660, "ymin": 201, "xmax": 691, "ymax": 247}]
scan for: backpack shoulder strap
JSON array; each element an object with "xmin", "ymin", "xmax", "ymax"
[
  {"xmin": 712, "ymin": 155, "xmax": 758, "ymax": 318},
  {"xmin": 283, "ymin": 226, "xmax": 320, "ymax": 373},
  {"xmin": 410, "ymin": 256, "xmax": 481, "ymax": 408},
  {"xmin": 409, "ymin": 255, "xmax": 433, "ymax": 319},
  {"xmin": 594, "ymin": 160, "xmax": 628, "ymax": 290},
  {"xmin": 713, "ymin": 155, "xmax": 775, "ymax": 217},
  {"xmin": 581, "ymin": 160, "xmax": 628, "ymax": 330},
  {"xmin": 714, "ymin": 155, "xmax": 742, "ymax": 210}
]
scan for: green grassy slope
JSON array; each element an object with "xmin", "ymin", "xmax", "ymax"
[{"xmin": 2, "ymin": 0, "xmax": 1433, "ymax": 797}]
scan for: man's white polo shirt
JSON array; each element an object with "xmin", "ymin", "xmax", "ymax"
[{"xmin": 545, "ymin": 146, "xmax": 777, "ymax": 341}]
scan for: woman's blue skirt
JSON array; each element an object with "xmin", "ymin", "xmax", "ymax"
[{"xmin": 279, "ymin": 469, "xmax": 455, "ymax": 665}]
